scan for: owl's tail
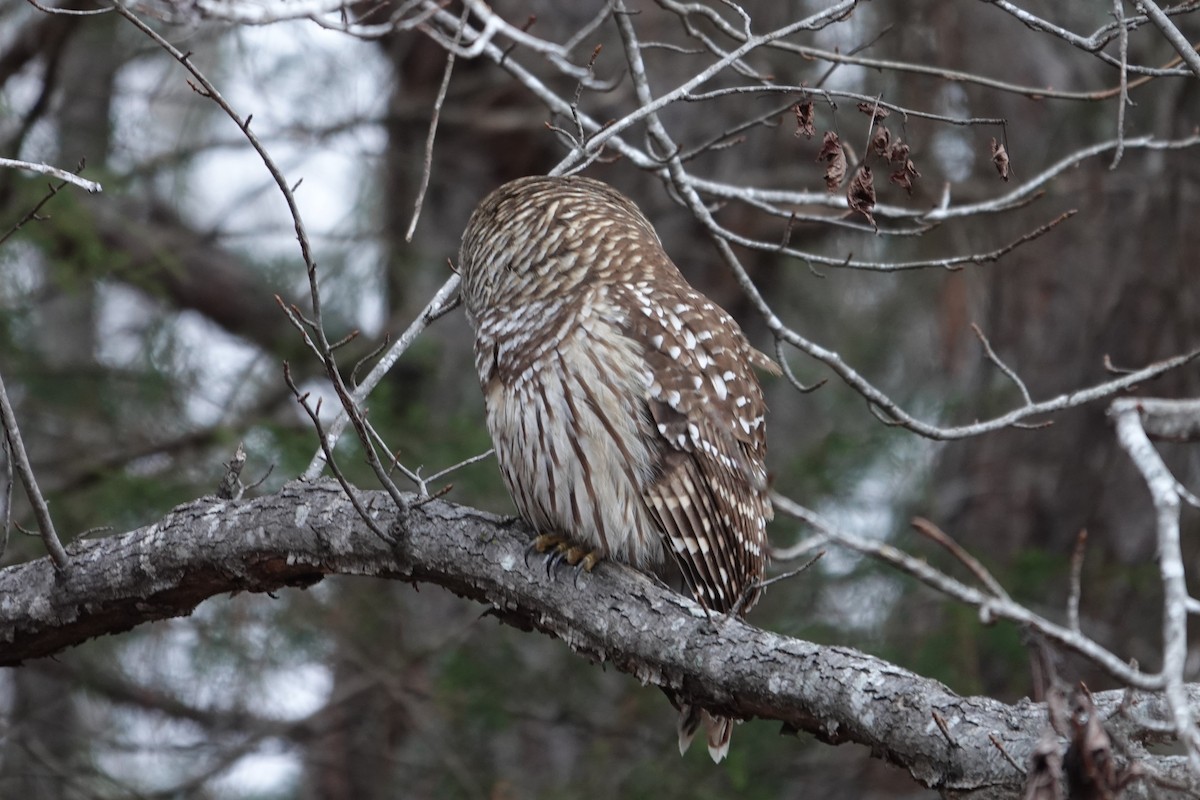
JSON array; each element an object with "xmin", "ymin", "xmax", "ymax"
[{"xmin": 677, "ymin": 704, "xmax": 734, "ymax": 763}]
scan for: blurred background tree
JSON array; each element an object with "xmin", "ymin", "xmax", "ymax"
[{"xmin": 1, "ymin": 1, "xmax": 1197, "ymax": 798}]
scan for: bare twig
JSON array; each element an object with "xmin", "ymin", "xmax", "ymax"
[
  {"xmin": 405, "ymin": 4, "xmax": 466, "ymax": 242},
  {"xmin": 25, "ymin": 0, "xmax": 112, "ymax": 15},
  {"xmin": 911, "ymin": 517, "xmax": 1011, "ymax": 602},
  {"xmin": 562, "ymin": 0, "xmax": 859, "ymax": 172},
  {"xmin": 0, "ymin": 366, "xmax": 68, "ymax": 572},
  {"xmin": 1109, "ymin": 398, "xmax": 1200, "ymax": 770},
  {"xmin": 0, "ymin": 180, "xmax": 67, "ymax": 248},
  {"xmin": 989, "ymin": 732, "xmax": 1027, "ymax": 776},
  {"xmin": 1136, "ymin": 0, "xmax": 1200, "ymax": 78},
  {"xmin": 1, "ymin": 435, "xmax": 12, "ymax": 563},
  {"xmin": 970, "ymin": 322, "xmax": 1033, "ymax": 405},
  {"xmin": 773, "ymin": 494, "xmax": 1156, "ymax": 690},
  {"xmin": 282, "ymin": 363, "xmax": 391, "ymax": 543},
  {"xmin": 773, "ymin": 339, "xmax": 827, "ymax": 394},
  {"xmin": 420, "ymin": 448, "xmax": 496, "ymax": 488},
  {"xmin": 302, "ymin": 274, "xmax": 461, "ymax": 481},
  {"xmin": 113, "ymin": 0, "xmax": 433, "ymax": 513},
  {"xmin": 1068, "ymin": 529, "xmax": 1088, "ymax": 633},
  {"xmin": 775, "ymin": 335, "xmax": 1198, "ymax": 442},
  {"xmin": 0, "ymin": 157, "xmax": 102, "ymax": 193},
  {"xmin": 1111, "ymin": 0, "xmax": 1131, "ymax": 169}
]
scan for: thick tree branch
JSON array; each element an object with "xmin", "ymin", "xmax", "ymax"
[{"xmin": 0, "ymin": 480, "xmax": 1196, "ymax": 798}]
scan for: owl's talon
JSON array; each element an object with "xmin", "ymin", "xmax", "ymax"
[
  {"xmin": 545, "ymin": 547, "xmax": 568, "ymax": 577},
  {"xmin": 525, "ymin": 534, "xmax": 564, "ymax": 571},
  {"xmin": 564, "ymin": 546, "xmax": 600, "ymax": 569},
  {"xmin": 523, "ymin": 535, "xmax": 602, "ymax": 581},
  {"xmin": 570, "ymin": 549, "xmax": 603, "ymax": 587}
]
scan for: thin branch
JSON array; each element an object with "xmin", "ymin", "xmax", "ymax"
[
  {"xmin": 24, "ymin": 0, "xmax": 112, "ymax": 16},
  {"xmin": 661, "ymin": 0, "xmax": 1193, "ymax": 95},
  {"xmin": 910, "ymin": 517, "xmax": 1011, "ymax": 602},
  {"xmin": 302, "ymin": 274, "xmax": 461, "ymax": 481},
  {"xmin": 561, "ymin": 0, "xmax": 860, "ymax": 172},
  {"xmin": 1110, "ymin": 398, "xmax": 1200, "ymax": 770},
  {"xmin": 685, "ymin": 134, "xmax": 1200, "ymax": 223},
  {"xmin": 605, "ymin": 0, "xmax": 1200, "ymax": 447},
  {"xmin": 0, "ymin": 366, "xmax": 68, "ymax": 572},
  {"xmin": 405, "ymin": 4, "xmax": 466, "ymax": 242},
  {"xmin": 1124, "ymin": 398, "xmax": 1200, "ymax": 441},
  {"xmin": 1, "ymin": 434, "xmax": 12, "ymax": 563},
  {"xmin": 114, "ymin": 1, "xmax": 428, "ymax": 513},
  {"xmin": 709, "ymin": 208, "xmax": 1076, "ymax": 273},
  {"xmin": 682, "ymin": 84, "xmax": 1008, "ymax": 127},
  {"xmin": 112, "ymin": 4, "xmax": 319, "ymax": 289},
  {"xmin": 421, "ymin": 448, "xmax": 495, "ymax": 487},
  {"xmin": 970, "ymin": 322, "xmax": 1033, "ymax": 405},
  {"xmin": 776, "ymin": 333, "xmax": 1198, "ymax": 441},
  {"xmin": 0, "ymin": 157, "xmax": 102, "ymax": 193},
  {"xmin": 1136, "ymin": 0, "xmax": 1200, "ymax": 77},
  {"xmin": 1068, "ymin": 529, "xmax": 1088, "ymax": 633},
  {"xmin": 773, "ymin": 339, "xmax": 827, "ymax": 394},
  {"xmin": 1111, "ymin": 0, "xmax": 1131, "ymax": 169},
  {"xmin": 773, "ymin": 494, "xmax": 1157, "ymax": 691},
  {"xmin": 0, "ymin": 179, "xmax": 67, "ymax": 248},
  {"xmin": 282, "ymin": 364, "xmax": 391, "ymax": 543}
]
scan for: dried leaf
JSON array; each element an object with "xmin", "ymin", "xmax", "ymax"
[
  {"xmin": 1064, "ymin": 690, "xmax": 1119, "ymax": 800},
  {"xmin": 871, "ymin": 125, "xmax": 891, "ymax": 156},
  {"xmin": 1022, "ymin": 728, "xmax": 1065, "ymax": 800},
  {"xmin": 991, "ymin": 137, "xmax": 1010, "ymax": 181},
  {"xmin": 856, "ymin": 101, "xmax": 890, "ymax": 121},
  {"xmin": 793, "ymin": 101, "xmax": 815, "ymax": 139},
  {"xmin": 816, "ymin": 131, "xmax": 847, "ymax": 192},
  {"xmin": 816, "ymin": 130, "xmax": 841, "ymax": 161},
  {"xmin": 846, "ymin": 165, "xmax": 876, "ymax": 228},
  {"xmin": 886, "ymin": 139, "xmax": 910, "ymax": 165},
  {"xmin": 889, "ymin": 159, "xmax": 920, "ymax": 196}
]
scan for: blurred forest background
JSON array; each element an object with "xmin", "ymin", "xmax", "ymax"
[{"xmin": 1, "ymin": 1, "xmax": 1198, "ymax": 798}]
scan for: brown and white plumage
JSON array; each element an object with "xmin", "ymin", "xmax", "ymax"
[{"xmin": 458, "ymin": 175, "xmax": 778, "ymax": 762}]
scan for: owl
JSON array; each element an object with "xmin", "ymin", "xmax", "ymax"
[{"xmin": 458, "ymin": 175, "xmax": 778, "ymax": 761}]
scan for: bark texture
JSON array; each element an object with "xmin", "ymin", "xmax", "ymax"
[{"xmin": 0, "ymin": 480, "xmax": 1195, "ymax": 798}]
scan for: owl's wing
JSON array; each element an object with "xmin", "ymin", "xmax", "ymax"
[{"xmin": 613, "ymin": 281, "xmax": 776, "ymax": 614}]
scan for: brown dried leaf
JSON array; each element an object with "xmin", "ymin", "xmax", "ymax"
[
  {"xmin": 871, "ymin": 125, "xmax": 891, "ymax": 156},
  {"xmin": 846, "ymin": 165, "xmax": 876, "ymax": 228},
  {"xmin": 991, "ymin": 137, "xmax": 1010, "ymax": 181},
  {"xmin": 816, "ymin": 130, "xmax": 841, "ymax": 161},
  {"xmin": 889, "ymin": 159, "xmax": 920, "ymax": 196},
  {"xmin": 816, "ymin": 131, "xmax": 847, "ymax": 192},
  {"xmin": 886, "ymin": 139, "xmax": 910, "ymax": 165},
  {"xmin": 793, "ymin": 101, "xmax": 815, "ymax": 139},
  {"xmin": 1065, "ymin": 690, "xmax": 1119, "ymax": 800},
  {"xmin": 1022, "ymin": 728, "xmax": 1065, "ymax": 800},
  {"xmin": 856, "ymin": 101, "xmax": 890, "ymax": 121}
]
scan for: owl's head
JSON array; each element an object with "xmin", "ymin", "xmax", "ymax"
[{"xmin": 457, "ymin": 175, "xmax": 662, "ymax": 319}]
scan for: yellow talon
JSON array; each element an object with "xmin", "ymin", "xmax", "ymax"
[
  {"xmin": 525, "ymin": 535, "xmax": 603, "ymax": 577},
  {"xmin": 532, "ymin": 533, "xmax": 567, "ymax": 553}
]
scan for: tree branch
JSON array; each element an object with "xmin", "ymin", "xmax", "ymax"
[{"xmin": 0, "ymin": 480, "xmax": 1196, "ymax": 797}]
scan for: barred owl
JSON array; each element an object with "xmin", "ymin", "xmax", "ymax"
[{"xmin": 458, "ymin": 175, "xmax": 778, "ymax": 762}]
